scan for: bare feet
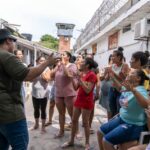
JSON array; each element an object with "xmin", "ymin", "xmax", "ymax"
[
  {"xmin": 41, "ymin": 128, "xmax": 46, "ymax": 134},
  {"xmin": 31, "ymin": 124, "xmax": 39, "ymax": 130},
  {"xmin": 45, "ymin": 121, "xmax": 52, "ymax": 127},
  {"xmin": 61, "ymin": 141, "xmax": 74, "ymax": 148}
]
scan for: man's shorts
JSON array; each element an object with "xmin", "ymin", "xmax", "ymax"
[{"xmin": 99, "ymin": 116, "xmax": 145, "ymax": 145}]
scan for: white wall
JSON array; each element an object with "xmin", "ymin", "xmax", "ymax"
[
  {"xmin": 97, "ymin": 37, "xmax": 108, "ymax": 53},
  {"xmin": 118, "ymin": 24, "xmax": 136, "ymax": 47},
  {"xmin": 94, "ymin": 21, "xmax": 150, "ymax": 68}
]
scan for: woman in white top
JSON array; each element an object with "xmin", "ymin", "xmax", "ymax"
[{"xmin": 32, "ymin": 56, "xmax": 50, "ymax": 133}]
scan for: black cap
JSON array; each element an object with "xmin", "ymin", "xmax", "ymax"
[{"xmin": 0, "ymin": 29, "xmax": 17, "ymax": 41}]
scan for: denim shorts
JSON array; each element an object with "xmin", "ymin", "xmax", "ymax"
[{"xmin": 99, "ymin": 116, "xmax": 145, "ymax": 145}]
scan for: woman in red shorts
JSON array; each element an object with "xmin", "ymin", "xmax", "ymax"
[{"xmin": 62, "ymin": 57, "xmax": 97, "ymax": 150}]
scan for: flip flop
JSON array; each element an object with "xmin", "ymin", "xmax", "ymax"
[{"xmin": 61, "ymin": 142, "xmax": 74, "ymax": 148}]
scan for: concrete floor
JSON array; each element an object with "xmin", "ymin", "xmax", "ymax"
[{"xmin": 25, "ymin": 92, "xmax": 107, "ymax": 150}]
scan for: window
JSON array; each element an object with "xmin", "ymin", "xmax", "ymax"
[
  {"xmin": 108, "ymin": 32, "xmax": 119, "ymax": 50},
  {"xmin": 147, "ymin": 19, "xmax": 150, "ymax": 25},
  {"xmin": 92, "ymin": 43, "xmax": 97, "ymax": 54},
  {"xmin": 60, "ymin": 25, "xmax": 65, "ymax": 29},
  {"xmin": 123, "ymin": 24, "xmax": 131, "ymax": 33}
]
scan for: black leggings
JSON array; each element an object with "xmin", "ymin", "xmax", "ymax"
[{"xmin": 32, "ymin": 97, "xmax": 47, "ymax": 119}]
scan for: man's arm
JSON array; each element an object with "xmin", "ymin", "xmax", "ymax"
[{"xmin": 24, "ymin": 56, "xmax": 55, "ymax": 81}]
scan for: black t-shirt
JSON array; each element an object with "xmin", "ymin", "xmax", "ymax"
[{"xmin": 0, "ymin": 49, "xmax": 29, "ymax": 123}]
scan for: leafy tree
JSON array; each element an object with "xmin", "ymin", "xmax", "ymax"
[{"xmin": 39, "ymin": 34, "xmax": 58, "ymax": 50}]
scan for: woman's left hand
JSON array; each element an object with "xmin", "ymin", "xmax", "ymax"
[{"xmin": 122, "ymin": 81, "xmax": 134, "ymax": 91}]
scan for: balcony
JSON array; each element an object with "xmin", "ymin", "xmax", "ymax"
[{"xmin": 75, "ymin": 0, "xmax": 150, "ymax": 52}]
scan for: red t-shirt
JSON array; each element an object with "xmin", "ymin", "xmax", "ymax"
[{"xmin": 74, "ymin": 71, "xmax": 97, "ymax": 110}]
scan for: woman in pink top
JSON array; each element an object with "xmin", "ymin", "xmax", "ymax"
[{"xmin": 54, "ymin": 51, "xmax": 77, "ymax": 138}]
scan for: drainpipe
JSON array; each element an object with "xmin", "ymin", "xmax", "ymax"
[{"xmin": 33, "ymin": 45, "xmax": 37, "ymax": 67}]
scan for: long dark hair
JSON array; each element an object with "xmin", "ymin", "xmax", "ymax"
[
  {"xmin": 132, "ymin": 51, "xmax": 149, "ymax": 67},
  {"xmin": 64, "ymin": 51, "xmax": 73, "ymax": 63},
  {"xmin": 85, "ymin": 57, "xmax": 98, "ymax": 69},
  {"xmin": 113, "ymin": 47, "xmax": 124, "ymax": 61}
]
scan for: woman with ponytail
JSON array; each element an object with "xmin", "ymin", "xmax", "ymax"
[{"xmin": 107, "ymin": 47, "xmax": 130, "ymax": 118}]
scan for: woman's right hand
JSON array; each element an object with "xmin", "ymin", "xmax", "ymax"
[{"xmin": 57, "ymin": 61, "xmax": 62, "ymax": 67}]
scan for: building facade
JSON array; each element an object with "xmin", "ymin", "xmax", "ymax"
[{"xmin": 75, "ymin": 0, "xmax": 150, "ymax": 68}]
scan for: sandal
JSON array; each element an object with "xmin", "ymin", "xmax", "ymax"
[
  {"xmin": 64, "ymin": 124, "xmax": 72, "ymax": 131},
  {"xmin": 61, "ymin": 142, "xmax": 74, "ymax": 148}
]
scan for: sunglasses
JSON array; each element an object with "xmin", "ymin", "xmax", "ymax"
[{"xmin": 9, "ymin": 38, "xmax": 16, "ymax": 42}]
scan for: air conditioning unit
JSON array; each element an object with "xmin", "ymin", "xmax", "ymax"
[
  {"xmin": 134, "ymin": 21, "xmax": 141, "ymax": 39},
  {"xmin": 134, "ymin": 18, "xmax": 150, "ymax": 40}
]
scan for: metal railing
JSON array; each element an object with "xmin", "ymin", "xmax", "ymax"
[{"xmin": 76, "ymin": 0, "xmax": 129, "ymax": 49}]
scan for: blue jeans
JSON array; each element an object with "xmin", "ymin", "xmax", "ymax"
[
  {"xmin": 108, "ymin": 87, "xmax": 121, "ymax": 117},
  {"xmin": 0, "ymin": 119, "xmax": 29, "ymax": 150},
  {"xmin": 99, "ymin": 116, "xmax": 145, "ymax": 145}
]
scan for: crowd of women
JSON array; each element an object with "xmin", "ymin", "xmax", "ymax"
[
  {"xmin": 0, "ymin": 28, "xmax": 150, "ymax": 150},
  {"xmin": 29, "ymin": 47, "xmax": 150, "ymax": 150}
]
